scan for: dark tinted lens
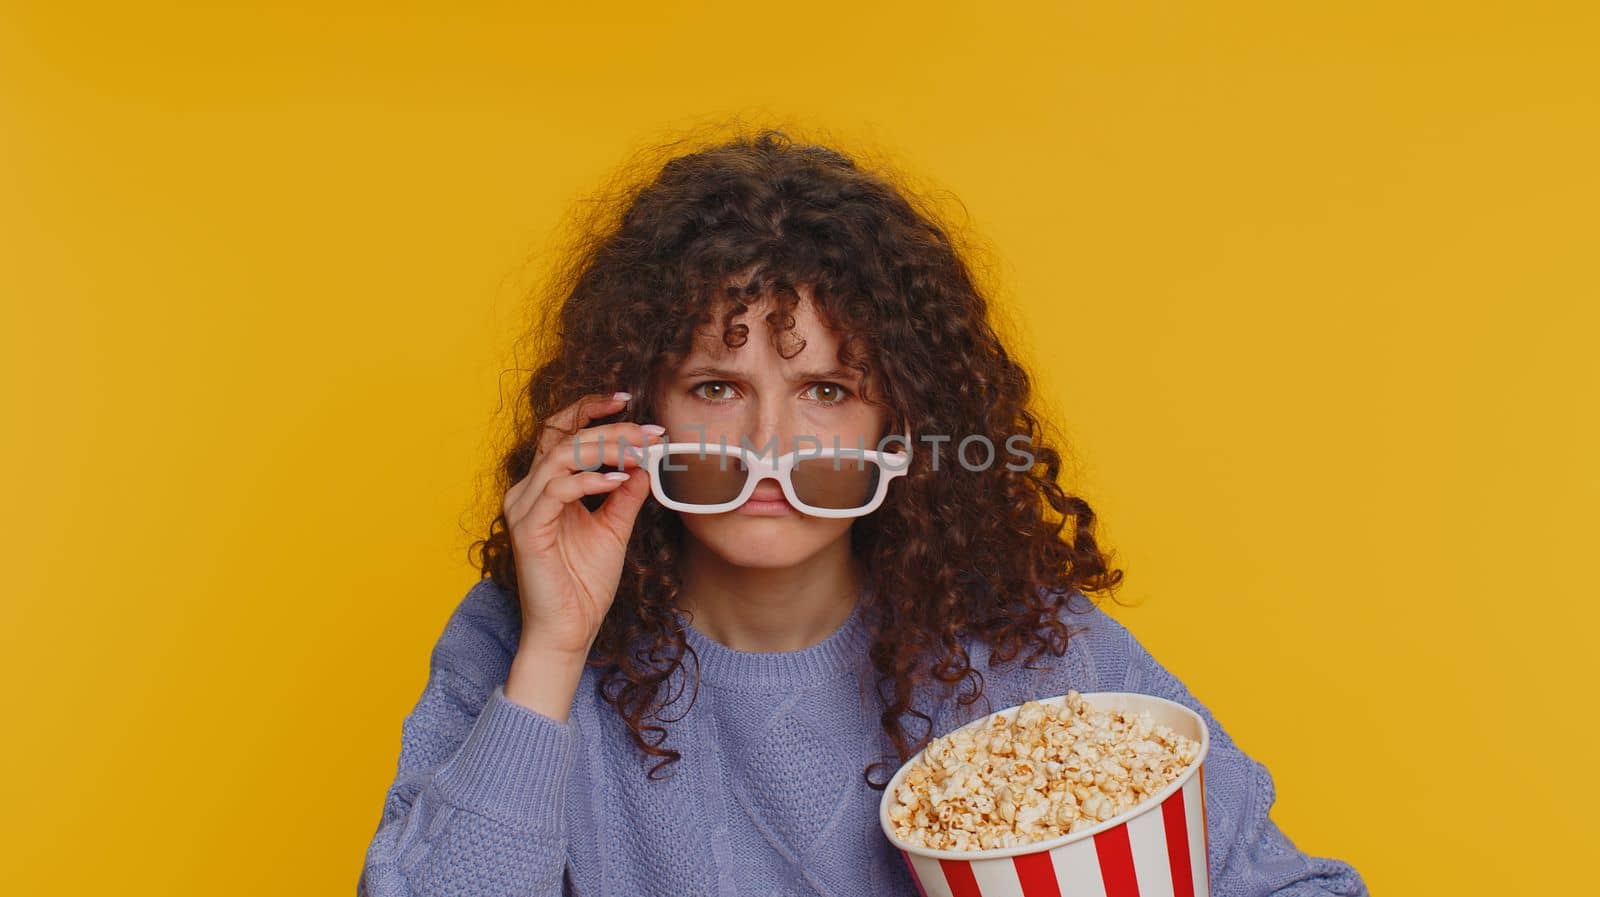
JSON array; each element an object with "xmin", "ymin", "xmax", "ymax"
[
  {"xmin": 657, "ymin": 450, "xmax": 749, "ymax": 506},
  {"xmin": 791, "ymin": 456, "xmax": 882, "ymax": 510}
]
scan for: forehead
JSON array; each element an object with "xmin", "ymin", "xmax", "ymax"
[{"xmin": 684, "ymin": 289, "xmax": 849, "ymax": 366}]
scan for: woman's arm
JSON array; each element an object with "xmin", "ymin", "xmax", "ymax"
[
  {"xmin": 358, "ymin": 580, "xmax": 580, "ymax": 897},
  {"xmin": 1070, "ymin": 597, "xmax": 1370, "ymax": 897}
]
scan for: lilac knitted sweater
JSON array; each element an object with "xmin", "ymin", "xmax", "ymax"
[{"xmin": 358, "ymin": 578, "xmax": 1368, "ymax": 896}]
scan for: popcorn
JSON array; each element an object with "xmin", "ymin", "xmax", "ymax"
[{"xmin": 888, "ymin": 691, "xmax": 1202, "ymax": 851}]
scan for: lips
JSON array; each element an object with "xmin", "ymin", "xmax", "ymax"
[{"xmin": 738, "ymin": 488, "xmax": 795, "ymax": 516}]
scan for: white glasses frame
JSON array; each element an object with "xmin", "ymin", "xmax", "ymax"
[{"xmin": 638, "ymin": 429, "xmax": 913, "ymax": 518}]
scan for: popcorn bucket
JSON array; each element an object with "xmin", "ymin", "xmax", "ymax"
[{"xmin": 879, "ymin": 692, "xmax": 1212, "ymax": 897}]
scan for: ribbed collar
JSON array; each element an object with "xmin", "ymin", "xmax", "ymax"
[{"xmin": 674, "ymin": 584, "xmax": 874, "ymax": 689}]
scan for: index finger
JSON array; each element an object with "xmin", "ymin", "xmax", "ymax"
[{"xmin": 535, "ymin": 391, "xmax": 633, "ymax": 461}]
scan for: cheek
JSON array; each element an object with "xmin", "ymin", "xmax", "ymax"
[
  {"xmin": 813, "ymin": 413, "xmax": 890, "ymax": 447},
  {"xmin": 656, "ymin": 396, "xmax": 732, "ymax": 435},
  {"xmin": 652, "ymin": 399, "xmax": 697, "ymax": 437}
]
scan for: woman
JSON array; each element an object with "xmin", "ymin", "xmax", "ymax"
[{"xmin": 358, "ymin": 129, "xmax": 1368, "ymax": 896}]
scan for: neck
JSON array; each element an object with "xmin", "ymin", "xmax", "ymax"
[{"xmin": 677, "ymin": 535, "xmax": 864, "ymax": 653}]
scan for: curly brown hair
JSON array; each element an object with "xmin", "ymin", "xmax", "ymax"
[{"xmin": 467, "ymin": 123, "xmax": 1124, "ymax": 788}]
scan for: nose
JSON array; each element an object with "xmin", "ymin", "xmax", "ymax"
[
  {"xmin": 742, "ymin": 420, "xmax": 803, "ymax": 501},
  {"xmin": 741, "ymin": 413, "xmax": 808, "ymax": 465},
  {"xmin": 749, "ymin": 481, "xmax": 786, "ymax": 501}
]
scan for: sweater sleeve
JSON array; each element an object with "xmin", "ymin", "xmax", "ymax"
[
  {"xmin": 1072, "ymin": 599, "xmax": 1370, "ymax": 897},
  {"xmin": 358, "ymin": 579, "xmax": 581, "ymax": 896}
]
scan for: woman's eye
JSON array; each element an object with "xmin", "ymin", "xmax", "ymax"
[
  {"xmin": 806, "ymin": 382, "xmax": 852, "ymax": 407},
  {"xmin": 690, "ymin": 380, "xmax": 851, "ymax": 406},
  {"xmin": 690, "ymin": 381, "xmax": 739, "ymax": 403}
]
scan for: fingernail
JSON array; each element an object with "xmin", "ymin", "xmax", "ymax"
[
  {"xmin": 603, "ymin": 471, "xmax": 630, "ymax": 481},
  {"xmin": 641, "ymin": 423, "xmax": 666, "ymax": 436},
  {"xmin": 612, "ymin": 391, "xmax": 632, "ymax": 402}
]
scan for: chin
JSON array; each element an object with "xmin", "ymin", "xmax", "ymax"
[{"xmin": 682, "ymin": 516, "xmax": 848, "ymax": 568}]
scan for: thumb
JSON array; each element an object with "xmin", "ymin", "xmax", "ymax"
[{"xmin": 594, "ymin": 467, "xmax": 652, "ymax": 541}]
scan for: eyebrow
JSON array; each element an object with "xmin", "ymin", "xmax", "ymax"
[{"xmin": 679, "ymin": 364, "xmax": 862, "ymax": 384}]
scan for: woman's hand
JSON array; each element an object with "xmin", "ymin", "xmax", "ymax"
[{"xmin": 500, "ymin": 392, "xmax": 663, "ymax": 717}]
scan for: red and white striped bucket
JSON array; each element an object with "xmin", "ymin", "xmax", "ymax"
[{"xmin": 879, "ymin": 692, "xmax": 1212, "ymax": 897}]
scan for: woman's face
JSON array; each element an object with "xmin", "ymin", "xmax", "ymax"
[{"xmin": 651, "ymin": 286, "xmax": 891, "ymax": 569}]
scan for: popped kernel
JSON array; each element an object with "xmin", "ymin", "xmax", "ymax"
[{"xmin": 888, "ymin": 691, "xmax": 1200, "ymax": 850}]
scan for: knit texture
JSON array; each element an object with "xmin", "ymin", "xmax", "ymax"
[{"xmin": 359, "ymin": 579, "xmax": 1369, "ymax": 896}]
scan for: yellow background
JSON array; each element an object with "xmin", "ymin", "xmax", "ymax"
[{"xmin": 3, "ymin": 3, "xmax": 1595, "ymax": 893}]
